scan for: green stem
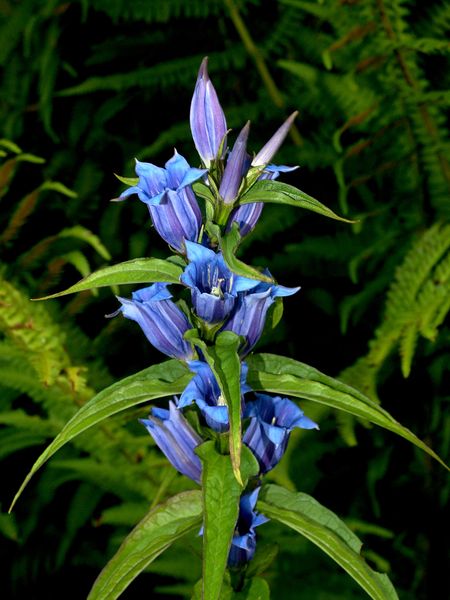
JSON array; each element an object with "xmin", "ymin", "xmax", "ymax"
[{"xmin": 215, "ymin": 201, "xmax": 234, "ymax": 227}]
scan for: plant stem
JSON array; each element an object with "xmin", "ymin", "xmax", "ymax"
[{"xmin": 224, "ymin": 0, "xmax": 302, "ymax": 146}]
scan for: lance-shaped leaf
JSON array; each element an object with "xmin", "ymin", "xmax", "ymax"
[
  {"xmin": 87, "ymin": 490, "xmax": 203, "ymax": 600},
  {"xmin": 9, "ymin": 360, "xmax": 192, "ymax": 511},
  {"xmin": 185, "ymin": 330, "xmax": 245, "ymax": 484},
  {"xmin": 239, "ymin": 180, "xmax": 354, "ymax": 223},
  {"xmin": 247, "ymin": 353, "xmax": 448, "ymax": 470},
  {"xmin": 221, "ymin": 224, "xmax": 273, "ymax": 284},
  {"xmin": 258, "ymin": 485, "xmax": 399, "ymax": 600},
  {"xmin": 34, "ymin": 257, "xmax": 184, "ymax": 300},
  {"xmin": 196, "ymin": 441, "xmax": 259, "ymax": 600}
]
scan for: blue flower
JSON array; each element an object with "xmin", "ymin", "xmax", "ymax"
[
  {"xmin": 219, "ymin": 121, "xmax": 250, "ymax": 205},
  {"xmin": 252, "ymin": 111, "xmax": 298, "ymax": 167},
  {"xmin": 243, "ymin": 394, "xmax": 318, "ymax": 473},
  {"xmin": 178, "ymin": 360, "xmax": 251, "ymax": 432},
  {"xmin": 190, "ymin": 57, "xmax": 227, "ymax": 167},
  {"xmin": 228, "ymin": 487, "xmax": 269, "ymax": 567},
  {"xmin": 180, "ymin": 241, "xmax": 259, "ymax": 324},
  {"xmin": 116, "ymin": 282, "xmax": 195, "ymax": 360},
  {"xmin": 222, "ymin": 278, "xmax": 300, "ymax": 356},
  {"xmin": 120, "ymin": 151, "xmax": 206, "ymax": 252},
  {"xmin": 140, "ymin": 400, "xmax": 203, "ymax": 483}
]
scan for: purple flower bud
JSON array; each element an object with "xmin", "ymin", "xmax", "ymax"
[
  {"xmin": 140, "ymin": 400, "xmax": 203, "ymax": 483},
  {"xmin": 180, "ymin": 241, "xmax": 259, "ymax": 324},
  {"xmin": 190, "ymin": 57, "xmax": 228, "ymax": 167},
  {"xmin": 120, "ymin": 151, "xmax": 206, "ymax": 253},
  {"xmin": 227, "ymin": 202, "xmax": 264, "ymax": 237},
  {"xmin": 222, "ymin": 278, "xmax": 300, "ymax": 356},
  {"xmin": 227, "ymin": 487, "xmax": 269, "ymax": 566},
  {"xmin": 252, "ymin": 111, "xmax": 298, "ymax": 167},
  {"xmin": 219, "ymin": 121, "xmax": 250, "ymax": 204},
  {"xmin": 116, "ymin": 282, "xmax": 195, "ymax": 360},
  {"xmin": 178, "ymin": 360, "xmax": 251, "ymax": 432},
  {"xmin": 243, "ymin": 394, "xmax": 318, "ymax": 474}
]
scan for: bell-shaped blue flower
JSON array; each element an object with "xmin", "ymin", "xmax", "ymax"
[
  {"xmin": 228, "ymin": 487, "xmax": 269, "ymax": 567},
  {"xmin": 140, "ymin": 400, "xmax": 203, "ymax": 483},
  {"xmin": 120, "ymin": 151, "xmax": 206, "ymax": 253},
  {"xmin": 190, "ymin": 57, "xmax": 227, "ymax": 167},
  {"xmin": 222, "ymin": 278, "xmax": 300, "ymax": 356},
  {"xmin": 219, "ymin": 121, "xmax": 250, "ymax": 205},
  {"xmin": 243, "ymin": 394, "xmax": 318, "ymax": 474},
  {"xmin": 115, "ymin": 282, "xmax": 195, "ymax": 360},
  {"xmin": 252, "ymin": 111, "xmax": 298, "ymax": 167},
  {"xmin": 180, "ymin": 241, "xmax": 260, "ymax": 323},
  {"xmin": 178, "ymin": 360, "xmax": 251, "ymax": 432}
]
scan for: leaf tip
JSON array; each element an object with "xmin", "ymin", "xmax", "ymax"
[{"xmin": 233, "ymin": 466, "xmax": 244, "ymax": 487}]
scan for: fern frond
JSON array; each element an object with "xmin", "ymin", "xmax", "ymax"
[
  {"xmin": 88, "ymin": 0, "xmax": 224, "ymax": 23},
  {"xmin": 57, "ymin": 48, "xmax": 246, "ymax": 97},
  {"xmin": 348, "ymin": 223, "xmax": 450, "ymax": 385},
  {"xmin": 0, "ymin": 279, "xmax": 69, "ymax": 385}
]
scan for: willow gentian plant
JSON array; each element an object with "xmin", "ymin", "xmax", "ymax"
[{"xmin": 11, "ymin": 57, "xmax": 448, "ymax": 600}]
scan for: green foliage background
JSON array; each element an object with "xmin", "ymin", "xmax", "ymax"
[{"xmin": 1, "ymin": 0, "xmax": 449, "ymax": 598}]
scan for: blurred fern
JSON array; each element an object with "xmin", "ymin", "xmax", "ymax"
[{"xmin": 0, "ymin": 143, "xmax": 194, "ymax": 596}]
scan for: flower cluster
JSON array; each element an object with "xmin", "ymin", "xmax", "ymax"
[{"xmin": 114, "ymin": 58, "xmax": 318, "ymax": 567}]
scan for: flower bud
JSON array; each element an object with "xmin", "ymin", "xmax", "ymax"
[
  {"xmin": 219, "ymin": 121, "xmax": 250, "ymax": 204},
  {"xmin": 252, "ymin": 111, "xmax": 298, "ymax": 167},
  {"xmin": 190, "ymin": 57, "xmax": 227, "ymax": 167}
]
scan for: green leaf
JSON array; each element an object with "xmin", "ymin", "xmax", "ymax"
[
  {"xmin": 240, "ymin": 180, "xmax": 354, "ymax": 223},
  {"xmin": 237, "ymin": 577, "xmax": 271, "ymax": 599},
  {"xmin": 185, "ymin": 330, "xmax": 245, "ymax": 484},
  {"xmin": 87, "ymin": 490, "xmax": 203, "ymax": 600},
  {"xmin": 245, "ymin": 543, "xmax": 279, "ymax": 578},
  {"xmin": 61, "ymin": 251, "xmax": 91, "ymax": 280},
  {"xmin": 196, "ymin": 441, "xmax": 259, "ymax": 600},
  {"xmin": 16, "ymin": 153, "xmax": 46, "ymax": 164},
  {"xmin": 40, "ymin": 180, "xmax": 77, "ymax": 198},
  {"xmin": 114, "ymin": 173, "xmax": 139, "ymax": 186},
  {"xmin": 258, "ymin": 485, "xmax": 398, "ymax": 600},
  {"xmin": 34, "ymin": 257, "xmax": 183, "ymax": 299},
  {"xmin": 212, "ymin": 332, "xmax": 246, "ymax": 484},
  {"xmin": 0, "ymin": 139, "xmax": 22, "ymax": 154},
  {"xmin": 0, "ymin": 512, "xmax": 19, "ymax": 542},
  {"xmin": 221, "ymin": 224, "xmax": 273, "ymax": 283},
  {"xmin": 266, "ymin": 297, "xmax": 284, "ymax": 332},
  {"xmin": 9, "ymin": 360, "xmax": 192, "ymax": 511},
  {"xmin": 58, "ymin": 225, "xmax": 111, "ymax": 259},
  {"xmin": 247, "ymin": 353, "xmax": 448, "ymax": 470},
  {"xmin": 193, "ymin": 181, "xmax": 216, "ymax": 206}
]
